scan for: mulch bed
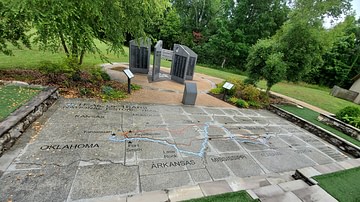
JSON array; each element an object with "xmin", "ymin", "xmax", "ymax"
[
  {"xmin": 207, "ymin": 91, "xmax": 291, "ymax": 109},
  {"xmin": 0, "ymin": 69, "xmax": 128, "ymax": 99}
]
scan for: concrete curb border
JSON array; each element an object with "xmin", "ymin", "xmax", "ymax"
[{"xmin": 0, "ymin": 86, "xmax": 59, "ymax": 156}]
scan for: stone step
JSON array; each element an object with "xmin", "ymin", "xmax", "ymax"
[
  {"xmin": 250, "ymin": 178, "xmax": 311, "ymax": 201},
  {"xmin": 260, "ymin": 191, "xmax": 302, "ymax": 202},
  {"xmin": 278, "ymin": 180, "xmax": 310, "ymax": 192},
  {"xmin": 252, "ymin": 184, "xmax": 285, "ymax": 198},
  {"xmin": 227, "ymin": 172, "xmax": 294, "ymax": 191},
  {"xmin": 292, "ymin": 185, "xmax": 338, "ymax": 202}
]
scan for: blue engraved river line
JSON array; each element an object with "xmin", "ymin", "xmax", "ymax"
[{"xmin": 109, "ymin": 122, "xmax": 270, "ymax": 157}]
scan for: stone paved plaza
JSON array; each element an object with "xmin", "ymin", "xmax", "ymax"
[{"xmin": 0, "ymin": 98, "xmax": 350, "ymax": 201}]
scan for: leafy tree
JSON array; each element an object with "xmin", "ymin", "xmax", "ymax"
[
  {"xmin": 16, "ymin": 0, "xmax": 168, "ymax": 65},
  {"xmin": 146, "ymin": 8, "xmax": 182, "ymax": 49},
  {"xmin": 0, "ymin": 1, "xmax": 30, "ymax": 55},
  {"xmin": 172, "ymin": 0, "xmax": 224, "ymax": 33},
  {"xmin": 272, "ymin": 0, "xmax": 352, "ymax": 82},
  {"xmin": 263, "ymin": 53, "xmax": 287, "ymax": 92},
  {"xmin": 231, "ymin": 0, "xmax": 289, "ymax": 45},
  {"xmin": 194, "ymin": 19, "xmax": 248, "ymax": 68},
  {"xmin": 158, "ymin": 8, "xmax": 182, "ymax": 49},
  {"xmin": 276, "ymin": 20, "xmax": 328, "ymax": 82},
  {"xmin": 246, "ymin": 39, "xmax": 287, "ymax": 93},
  {"xmin": 307, "ymin": 16, "xmax": 360, "ymax": 88}
]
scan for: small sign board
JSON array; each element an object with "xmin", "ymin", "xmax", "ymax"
[
  {"xmin": 123, "ymin": 69, "xmax": 134, "ymax": 79},
  {"xmin": 223, "ymin": 82, "xmax": 234, "ymax": 90},
  {"xmin": 161, "ymin": 49, "xmax": 174, "ymax": 61}
]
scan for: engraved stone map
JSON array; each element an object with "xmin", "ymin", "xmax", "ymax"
[{"xmin": 0, "ymin": 99, "xmax": 350, "ymax": 201}]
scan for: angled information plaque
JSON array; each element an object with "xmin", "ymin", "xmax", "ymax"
[
  {"xmin": 223, "ymin": 82, "xmax": 234, "ymax": 90},
  {"xmin": 123, "ymin": 69, "xmax": 134, "ymax": 94},
  {"xmin": 123, "ymin": 69, "xmax": 134, "ymax": 79}
]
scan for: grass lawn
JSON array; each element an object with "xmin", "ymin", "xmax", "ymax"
[
  {"xmin": 183, "ymin": 190, "xmax": 258, "ymax": 202},
  {"xmin": 1, "ymin": 43, "xmax": 359, "ymax": 114},
  {"xmin": 0, "ymin": 42, "xmax": 129, "ymax": 69},
  {"xmin": 313, "ymin": 167, "xmax": 360, "ymax": 202},
  {"xmin": 0, "ymin": 85, "xmax": 42, "ymax": 121},
  {"xmin": 278, "ymin": 105, "xmax": 360, "ymax": 147}
]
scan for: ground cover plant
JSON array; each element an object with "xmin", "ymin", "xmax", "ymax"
[
  {"xmin": 183, "ymin": 190, "xmax": 259, "ymax": 202},
  {"xmin": 209, "ymin": 79, "xmax": 270, "ymax": 108},
  {"xmin": 336, "ymin": 106, "xmax": 360, "ymax": 129},
  {"xmin": 314, "ymin": 167, "xmax": 360, "ymax": 202},
  {"xmin": 278, "ymin": 105, "xmax": 360, "ymax": 147},
  {"xmin": 0, "ymin": 85, "xmax": 41, "ymax": 121}
]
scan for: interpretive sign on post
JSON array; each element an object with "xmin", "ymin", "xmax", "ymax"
[
  {"xmin": 223, "ymin": 82, "xmax": 234, "ymax": 90},
  {"xmin": 222, "ymin": 82, "xmax": 234, "ymax": 100},
  {"xmin": 152, "ymin": 40, "xmax": 163, "ymax": 81},
  {"xmin": 123, "ymin": 69, "xmax": 134, "ymax": 94},
  {"xmin": 129, "ymin": 38, "xmax": 151, "ymax": 74}
]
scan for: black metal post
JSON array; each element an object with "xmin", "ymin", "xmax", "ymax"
[
  {"xmin": 223, "ymin": 89, "xmax": 227, "ymax": 101},
  {"xmin": 128, "ymin": 78, "xmax": 131, "ymax": 94}
]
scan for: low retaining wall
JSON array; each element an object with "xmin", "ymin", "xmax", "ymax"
[
  {"xmin": 0, "ymin": 86, "xmax": 59, "ymax": 156},
  {"xmin": 268, "ymin": 105, "xmax": 360, "ymax": 158},
  {"xmin": 318, "ymin": 113, "xmax": 360, "ymax": 141}
]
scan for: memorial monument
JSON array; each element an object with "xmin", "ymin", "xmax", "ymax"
[
  {"xmin": 152, "ymin": 40, "xmax": 162, "ymax": 81},
  {"xmin": 129, "ymin": 38, "xmax": 151, "ymax": 74}
]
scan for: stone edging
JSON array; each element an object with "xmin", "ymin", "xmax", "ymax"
[
  {"xmin": 0, "ymin": 86, "xmax": 59, "ymax": 156},
  {"xmin": 268, "ymin": 104, "xmax": 360, "ymax": 158},
  {"xmin": 318, "ymin": 113, "xmax": 360, "ymax": 141}
]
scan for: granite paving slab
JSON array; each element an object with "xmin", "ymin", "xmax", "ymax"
[
  {"xmin": 69, "ymin": 163, "xmax": 139, "ymax": 200},
  {"xmin": 0, "ymin": 98, "xmax": 352, "ymax": 201},
  {"xmin": 0, "ymin": 163, "xmax": 77, "ymax": 202}
]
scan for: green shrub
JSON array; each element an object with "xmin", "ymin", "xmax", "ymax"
[
  {"xmin": 90, "ymin": 67, "xmax": 111, "ymax": 81},
  {"xmin": 248, "ymin": 100, "xmax": 261, "ymax": 108},
  {"xmin": 101, "ymin": 71, "xmax": 111, "ymax": 81},
  {"xmin": 210, "ymin": 87, "xmax": 223, "ymax": 94},
  {"xmin": 101, "ymin": 85, "xmax": 126, "ymax": 100},
  {"xmin": 39, "ymin": 60, "xmax": 75, "ymax": 75},
  {"xmin": 342, "ymin": 115, "xmax": 360, "ymax": 128},
  {"xmin": 336, "ymin": 106, "xmax": 360, "ymax": 129},
  {"xmin": 336, "ymin": 106, "xmax": 360, "ymax": 120},
  {"xmin": 236, "ymin": 84, "xmax": 260, "ymax": 102},
  {"xmin": 259, "ymin": 91, "xmax": 270, "ymax": 105},
  {"xmin": 79, "ymin": 88, "xmax": 93, "ymax": 96},
  {"xmin": 227, "ymin": 79, "xmax": 244, "ymax": 96},
  {"xmin": 229, "ymin": 96, "xmax": 238, "ymax": 104},
  {"xmin": 131, "ymin": 84, "xmax": 142, "ymax": 90},
  {"xmin": 236, "ymin": 99, "xmax": 249, "ymax": 108}
]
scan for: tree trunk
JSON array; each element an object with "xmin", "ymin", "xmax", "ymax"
[
  {"xmin": 59, "ymin": 32, "xmax": 69, "ymax": 57},
  {"xmin": 221, "ymin": 57, "xmax": 226, "ymax": 68},
  {"xmin": 266, "ymin": 86, "xmax": 271, "ymax": 95},
  {"xmin": 79, "ymin": 50, "xmax": 85, "ymax": 65}
]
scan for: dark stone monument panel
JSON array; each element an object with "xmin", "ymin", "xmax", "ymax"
[
  {"xmin": 170, "ymin": 45, "xmax": 190, "ymax": 84},
  {"xmin": 182, "ymin": 45, "xmax": 198, "ymax": 80},
  {"xmin": 129, "ymin": 38, "xmax": 151, "ymax": 74},
  {"xmin": 174, "ymin": 55, "xmax": 186, "ymax": 78}
]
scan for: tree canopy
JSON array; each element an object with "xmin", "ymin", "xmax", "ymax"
[
  {"xmin": 2, "ymin": 0, "xmax": 168, "ymax": 64},
  {"xmin": 0, "ymin": 1, "xmax": 30, "ymax": 55},
  {"xmin": 1, "ymin": 0, "xmax": 359, "ymax": 90}
]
